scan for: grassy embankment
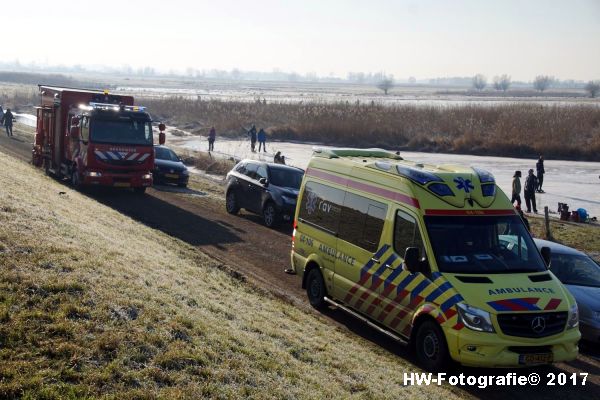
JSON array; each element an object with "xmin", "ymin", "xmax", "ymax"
[
  {"xmin": 0, "ymin": 152, "xmax": 464, "ymax": 399},
  {"xmin": 142, "ymin": 97, "xmax": 600, "ymax": 161}
]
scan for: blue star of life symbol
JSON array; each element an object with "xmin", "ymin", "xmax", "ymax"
[{"xmin": 454, "ymin": 177, "xmax": 474, "ymax": 193}]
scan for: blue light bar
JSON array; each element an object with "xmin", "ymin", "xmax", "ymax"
[
  {"xmin": 89, "ymin": 102, "xmax": 147, "ymax": 112},
  {"xmin": 396, "ymin": 165, "xmax": 444, "ymax": 185}
]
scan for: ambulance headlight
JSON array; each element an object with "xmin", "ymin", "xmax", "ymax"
[
  {"xmin": 567, "ymin": 304, "xmax": 579, "ymax": 329},
  {"xmin": 457, "ymin": 303, "xmax": 495, "ymax": 333}
]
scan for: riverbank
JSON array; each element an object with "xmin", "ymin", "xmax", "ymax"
[{"xmin": 142, "ymin": 97, "xmax": 600, "ymax": 162}]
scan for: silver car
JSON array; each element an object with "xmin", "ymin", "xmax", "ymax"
[{"xmin": 535, "ymin": 238, "xmax": 600, "ymax": 344}]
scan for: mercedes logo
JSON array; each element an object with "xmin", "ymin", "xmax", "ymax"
[{"xmin": 531, "ymin": 316, "xmax": 546, "ymax": 334}]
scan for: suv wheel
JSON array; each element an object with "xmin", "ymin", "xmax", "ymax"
[
  {"xmin": 226, "ymin": 191, "xmax": 240, "ymax": 214},
  {"xmin": 263, "ymin": 202, "xmax": 280, "ymax": 227},
  {"xmin": 415, "ymin": 320, "xmax": 450, "ymax": 372},
  {"xmin": 306, "ymin": 268, "xmax": 326, "ymax": 309}
]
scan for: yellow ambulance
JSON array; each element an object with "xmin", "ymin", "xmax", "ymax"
[{"xmin": 291, "ymin": 148, "xmax": 579, "ymax": 370}]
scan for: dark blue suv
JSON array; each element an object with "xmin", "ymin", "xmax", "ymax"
[{"xmin": 225, "ymin": 160, "xmax": 304, "ymax": 227}]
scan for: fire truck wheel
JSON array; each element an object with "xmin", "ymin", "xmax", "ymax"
[
  {"xmin": 71, "ymin": 170, "xmax": 81, "ymax": 190},
  {"xmin": 415, "ymin": 319, "xmax": 450, "ymax": 372}
]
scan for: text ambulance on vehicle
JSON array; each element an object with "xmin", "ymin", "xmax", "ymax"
[{"xmin": 291, "ymin": 148, "xmax": 580, "ymax": 371}]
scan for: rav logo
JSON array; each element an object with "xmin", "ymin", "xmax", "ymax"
[
  {"xmin": 306, "ymin": 190, "xmax": 318, "ymax": 215},
  {"xmin": 454, "ymin": 177, "xmax": 474, "ymax": 193}
]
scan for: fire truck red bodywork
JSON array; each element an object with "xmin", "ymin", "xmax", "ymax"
[{"xmin": 33, "ymin": 86, "xmax": 154, "ymax": 190}]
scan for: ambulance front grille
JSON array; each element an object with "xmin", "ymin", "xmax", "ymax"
[{"xmin": 497, "ymin": 312, "xmax": 567, "ymax": 338}]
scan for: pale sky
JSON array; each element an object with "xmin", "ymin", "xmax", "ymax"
[{"xmin": 4, "ymin": 0, "xmax": 600, "ymax": 81}]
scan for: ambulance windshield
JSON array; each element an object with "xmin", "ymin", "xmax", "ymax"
[
  {"xmin": 425, "ymin": 215, "xmax": 546, "ymax": 274},
  {"xmin": 91, "ymin": 115, "xmax": 153, "ymax": 146}
]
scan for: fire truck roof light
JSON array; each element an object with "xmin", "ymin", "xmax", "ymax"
[{"xmin": 88, "ymin": 102, "xmax": 146, "ymax": 112}]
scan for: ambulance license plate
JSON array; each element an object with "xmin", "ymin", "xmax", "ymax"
[
  {"xmin": 165, "ymin": 173, "xmax": 179, "ymax": 179},
  {"xmin": 519, "ymin": 353, "xmax": 553, "ymax": 365},
  {"xmin": 114, "ymin": 182, "xmax": 131, "ymax": 188}
]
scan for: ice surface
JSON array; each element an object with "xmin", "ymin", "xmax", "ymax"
[{"xmin": 171, "ymin": 133, "xmax": 600, "ymax": 218}]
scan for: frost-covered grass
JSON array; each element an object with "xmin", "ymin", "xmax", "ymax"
[{"xmin": 0, "ymin": 152, "xmax": 464, "ymax": 399}]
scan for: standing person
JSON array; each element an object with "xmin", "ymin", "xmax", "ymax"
[
  {"xmin": 536, "ymin": 155, "xmax": 545, "ymax": 193},
  {"xmin": 208, "ymin": 126, "xmax": 216, "ymax": 151},
  {"xmin": 248, "ymin": 125, "xmax": 257, "ymax": 152},
  {"xmin": 257, "ymin": 128, "xmax": 267, "ymax": 152},
  {"xmin": 0, "ymin": 106, "xmax": 4, "ymax": 125},
  {"xmin": 1, "ymin": 108, "xmax": 14, "ymax": 137},
  {"xmin": 511, "ymin": 170, "xmax": 522, "ymax": 206},
  {"xmin": 524, "ymin": 169, "xmax": 538, "ymax": 213}
]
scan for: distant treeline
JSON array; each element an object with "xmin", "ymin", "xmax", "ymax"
[
  {"xmin": 143, "ymin": 97, "xmax": 600, "ymax": 161},
  {"xmin": 0, "ymin": 71, "xmax": 110, "ymax": 89}
]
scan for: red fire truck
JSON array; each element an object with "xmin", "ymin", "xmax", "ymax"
[{"xmin": 32, "ymin": 86, "xmax": 163, "ymax": 193}]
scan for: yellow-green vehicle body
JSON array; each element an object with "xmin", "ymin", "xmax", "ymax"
[{"xmin": 291, "ymin": 148, "xmax": 579, "ymax": 368}]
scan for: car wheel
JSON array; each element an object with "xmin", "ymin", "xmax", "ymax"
[
  {"xmin": 306, "ymin": 268, "xmax": 327, "ymax": 310},
  {"xmin": 415, "ymin": 320, "xmax": 450, "ymax": 372},
  {"xmin": 226, "ymin": 190, "xmax": 240, "ymax": 215},
  {"xmin": 263, "ymin": 202, "xmax": 280, "ymax": 227}
]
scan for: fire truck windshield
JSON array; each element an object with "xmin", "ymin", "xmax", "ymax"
[{"xmin": 90, "ymin": 116, "xmax": 153, "ymax": 146}]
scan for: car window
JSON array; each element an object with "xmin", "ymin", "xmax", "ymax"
[
  {"xmin": 155, "ymin": 147, "xmax": 179, "ymax": 161},
  {"xmin": 244, "ymin": 163, "xmax": 258, "ymax": 179},
  {"xmin": 235, "ymin": 162, "xmax": 246, "ymax": 175},
  {"xmin": 257, "ymin": 164, "xmax": 268, "ymax": 180},
  {"xmin": 269, "ymin": 167, "xmax": 304, "ymax": 189},
  {"xmin": 550, "ymin": 254, "xmax": 600, "ymax": 287}
]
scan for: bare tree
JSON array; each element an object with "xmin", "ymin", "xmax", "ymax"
[
  {"xmin": 584, "ymin": 80, "xmax": 600, "ymax": 98},
  {"xmin": 472, "ymin": 74, "xmax": 487, "ymax": 91},
  {"xmin": 493, "ymin": 74, "xmax": 511, "ymax": 92},
  {"xmin": 377, "ymin": 78, "xmax": 394, "ymax": 95},
  {"xmin": 533, "ymin": 75, "xmax": 554, "ymax": 92}
]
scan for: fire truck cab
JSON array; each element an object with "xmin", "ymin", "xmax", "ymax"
[{"xmin": 33, "ymin": 86, "xmax": 155, "ymax": 193}]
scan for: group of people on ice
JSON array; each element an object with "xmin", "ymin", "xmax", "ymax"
[
  {"xmin": 511, "ymin": 155, "xmax": 545, "ymax": 214},
  {"xmin": 205, "ymin": 125, "xmax": 286, "ymax": 164}
]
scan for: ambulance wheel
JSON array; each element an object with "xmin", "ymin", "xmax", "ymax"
[
  {"xmin": 415, "ymin": 320, "xmax": 450, "ymax": 372},
  {"xmin": 306, "ymin": 268, "xmax": 326, "ymax": 310},
  {"xmin": 263, "ymin": 202, "xmax": 280, "ymax": 228},
  {"xmin": 226, "ymin": 191, "xmax": 240, "ymax": 214}
]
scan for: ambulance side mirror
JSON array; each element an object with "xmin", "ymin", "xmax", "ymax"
[
  {"xmin": 540, "ymin": 246, "xmax": 551, "ymax": 267},
  {"xmin": 404, "ymin": 247, "xmax": 420, "ymax": 274}
]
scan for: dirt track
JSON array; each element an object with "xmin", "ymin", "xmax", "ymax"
[{"xmin": 1, "ymin": 129, "xmax": 599, "ymax": 399}]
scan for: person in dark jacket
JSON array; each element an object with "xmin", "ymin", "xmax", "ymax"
[
  {"xmin": 536, "ymin": 155, "xmax": 545, "ymax": 193},
  {"xmin": 208, "ymin": 126, "xmax": 216, "ymax": 151},
  {"xmin": 524, "ymin": 169, "xmax": 538, "ymax": 213},
  {"xmin": 274, "ymin": 151, "xmax": 286, "ymax": 164},
  {"xmin": 248, "ymin": 125, "xmax": 257, "ymax": 152},
  {"xmin": 257, "ymin": 128, "xmax": 267, "ymax": 152},
  {"xmin": 511, "ymin": 170, "xmax": 522, "ymax": 206},
  {"xmin": 2, "ymin": 108, "xmax": 14, "ymax": 137}
]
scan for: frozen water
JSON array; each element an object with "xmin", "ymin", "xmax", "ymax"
[{"xmin": 170, "ymin": 133, "xmax": 600, "ymax": 219}]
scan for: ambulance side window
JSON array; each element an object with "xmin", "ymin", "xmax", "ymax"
[
  {"xmin": 298, "ymin": 181, "xmax": 344, "ymax": 235},
  {"xmin": 394, "ymin": 210, "xmax": 426, "ymax": 259},
  {"xmin": 338, "ymin": 193, "xmax": 387, "ymax": 252}
]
